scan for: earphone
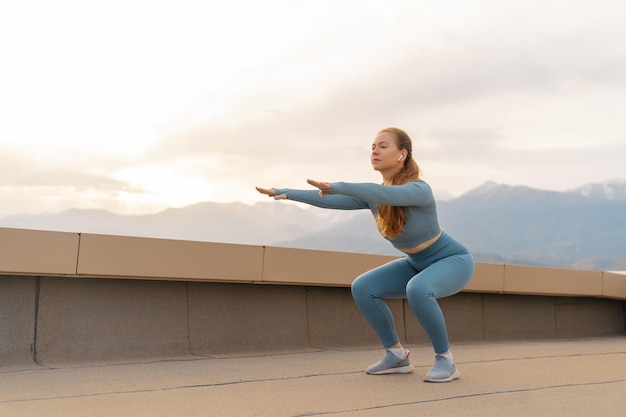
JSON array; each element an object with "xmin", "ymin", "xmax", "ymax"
[{"xmin": 397, "ymin": 155, "xmax": 403, "ymax": 161}]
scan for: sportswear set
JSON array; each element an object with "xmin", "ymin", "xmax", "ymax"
[{"xmin": 273, "ymin": 180, "xmax": 474, "ymax": 381}]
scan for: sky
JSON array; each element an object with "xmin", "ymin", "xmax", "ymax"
[{"xmin": 1, "ymin": 0, "xmax": 625, "ymax": 216}]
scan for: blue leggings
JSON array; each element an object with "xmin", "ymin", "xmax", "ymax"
[{"xmin": 351, "ymin": 232, "xmax": 474, "ymax": 354}]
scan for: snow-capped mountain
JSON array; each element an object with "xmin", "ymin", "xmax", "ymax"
[{"xmin": 568, "ymin": 179, "xmax": 626, "ymax": 201}]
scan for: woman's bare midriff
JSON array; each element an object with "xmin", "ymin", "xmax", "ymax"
[{"xmin": 399, "ymin": 230, "xmax": 443, "ymax": 254}]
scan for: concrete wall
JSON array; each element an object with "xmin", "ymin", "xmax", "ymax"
[
  {"xmin": 1, "ymin": 227, "xmax": 624, "ymax": 368},
  {"xmin": 0, "ymin": 276, "xmax": 37, "ymax": 367},
  {"xmin": 1, "ymin": 275, "xmax": 624, "ymax": 368}
]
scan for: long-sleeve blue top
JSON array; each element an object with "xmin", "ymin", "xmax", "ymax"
[{"xmin": 273, "ymin": 180, "xmax": 441, "ymax": 250}]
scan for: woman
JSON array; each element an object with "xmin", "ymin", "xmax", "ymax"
[{"xmin": 256, "ymin": 127, "xmax": 474, "ymax": 382}]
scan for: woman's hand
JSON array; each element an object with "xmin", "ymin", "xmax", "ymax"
[
  {"xmin": 306, "ymin": 179, "xmax": 331, "ymax": 197},
  {"xmin": 255, "ymin": 186, "xmax": 287, "ymax": 200}
]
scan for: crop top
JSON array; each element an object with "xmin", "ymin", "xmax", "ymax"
[{"xmin": 273, "ymin": 180, "xmax": 441, "ymax": 250}]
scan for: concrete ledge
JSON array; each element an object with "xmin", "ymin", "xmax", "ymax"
[
  {"xmin": 0, "ymin": 228, "xmax": 78, "ymax": 276},
  {"xmin": 1, "ymin": 227, "xmax": 625, "ymax": 300},
  {"xmin": 262, "ymin": 246, "xmax": 397, "ymax": 286},
  {"xmin": 464, "ymin": 263, "xmax": 504, "ymax": 293},
  {"xmin": 604, "ymin": 271, "xmax": 626, "ymax": 300},
  {"xmin": 76, "ymin": 233, "xmax": 264, "ymax": 282},
  {"xmin": 504, "ymin": 264, "xmax": 603, "ymax": 297}
]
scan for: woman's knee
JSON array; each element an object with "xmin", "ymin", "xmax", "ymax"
[
  {"xmin": 405, "ymin": 279, "xmax": 433, "ymax": 302},
  {"xmin": 351, "ymin": 273, "xmax": 370, "ymax": 300}
]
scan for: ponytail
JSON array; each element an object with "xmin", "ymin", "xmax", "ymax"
[{"xmin": 375, "ymin": 128, "xmax": 420, "ymax": 239}]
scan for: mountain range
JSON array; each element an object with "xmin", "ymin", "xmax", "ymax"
[{"xmin": 1, "ymin": 179, "xmax": 625, "ymax": 270}]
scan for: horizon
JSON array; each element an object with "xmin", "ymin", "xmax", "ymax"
[{"xmin": 1, "ymin": 177, "xmax": 624, "ymax": 218}]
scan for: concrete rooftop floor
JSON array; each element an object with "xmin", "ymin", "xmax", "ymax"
[{"xmin": 1, "ymin": 336, "xmax": 625, "ymax": 417}]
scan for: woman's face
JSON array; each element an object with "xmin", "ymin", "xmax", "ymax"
[{"xmin": 371, "ymin": 131, "xmax": 404, "ymax": 172}]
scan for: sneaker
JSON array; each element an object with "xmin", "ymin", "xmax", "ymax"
[
  {"xmin": 366, "ymin": 349, "xmax": 414, "ymax": 375},
  {"xmin": 424, "ymin": 354, "xmax": 461, "ymax": 382}
]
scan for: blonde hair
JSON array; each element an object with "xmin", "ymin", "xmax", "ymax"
[{"xmin": 375, "ymin": 127, "xmax": 420, "ymax": 239}]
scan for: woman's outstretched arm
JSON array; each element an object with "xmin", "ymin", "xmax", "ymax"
[
  {"xmin": 308, "ymin": 180, "xmax": 433, "ymax": 207},
  {"xmin": 255, "ymin": 184, "xmax": 369, "ymax": 210}
]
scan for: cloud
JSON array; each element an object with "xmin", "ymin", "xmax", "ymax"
[
  {"xmin": 2, "ymin": 0, "xmax": 626, "ymax": 215},
  {"xmin": 0, "ymin": 150, "xmax": 138, "ymax": 190}
]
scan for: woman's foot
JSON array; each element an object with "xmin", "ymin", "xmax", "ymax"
[
  {"xmin": 424, "ymin": 354, "xmax": 461, "ymax": 382},
  {"xmin": 366, "ymin": 349, "xmax": 414, "ymax": 375}
]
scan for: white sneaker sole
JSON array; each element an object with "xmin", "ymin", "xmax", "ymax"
[
  {"xmin": 367, "ymin": 364, "xmax": 414, "ymax": 375},
  {"xmin": 424, "ymin": 369, "xmax": 461, "ymax": 382}
]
